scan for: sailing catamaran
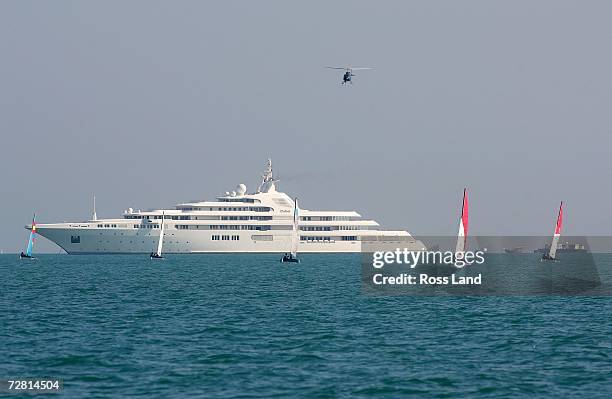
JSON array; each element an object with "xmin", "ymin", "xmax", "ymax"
[
  {"xmin": 20, "ymin": 214, "xmax": 37, "ymax": 259},
  {"xmin": 455, "ymin": 188, "xmax": 468, "ymax": 255},
  {"xmin": 542, "ymin": 201, "xmax": 563, "ymax": 261},
  {"xmin": 281, "ymin": 198, "xmax": 300, "ymax": 263},
  {"xmin": 150, "ymin": 212, "xmax": 165, "ymax": 259}
]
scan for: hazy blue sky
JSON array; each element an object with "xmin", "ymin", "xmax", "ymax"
[{"xmin": 1, "ymin": 1, "xmax": 611, "ymax": 252}]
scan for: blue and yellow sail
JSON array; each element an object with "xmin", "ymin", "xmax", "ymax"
[{"xmin": 25, "ymin": 214, "xmax": 37, "ymax": 257}]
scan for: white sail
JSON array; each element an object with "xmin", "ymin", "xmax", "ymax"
[
  {"xmin": 455, "ymin": 219, "xmax": 466, "ymax": 254},
  {"xmin": 290, "ymin": 198, "xmax": 299, "ymax": 257},
  {"xmin": 547, "ymin": 202, "xmax": 563, "ymax": 259},
  {"xmin": 455, "ymin": 189, "xmax": 468, "ymax": 255},
  {"xmin": 156, "ymin": 212, "xmax": 165, "ymax": 256},
  {"xmin": 549, "ymin": 234, "xmax": 560, "ymax": 259}
]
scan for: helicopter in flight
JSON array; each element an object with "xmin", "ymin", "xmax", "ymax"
[{"xmin": 325, "ymin": 66, "xmax": 374, "ymax": 85}]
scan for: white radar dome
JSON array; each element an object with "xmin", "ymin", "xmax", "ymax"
[{"xmin": 236, "ymin": 184, "xmax": 247, "ymax": 196}]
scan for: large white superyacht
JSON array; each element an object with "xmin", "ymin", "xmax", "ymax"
[{"xmin": 31, "ymin": 160, "xmax": 424, "ymax": 254}]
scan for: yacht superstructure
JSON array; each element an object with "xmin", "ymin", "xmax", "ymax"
[{"xmin": 31, "ymin": 160, "xmax": 424, "ymax": 254}]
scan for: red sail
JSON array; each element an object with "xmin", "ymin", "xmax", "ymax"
[{"xmin": 555, "ymin": 201, "xmax": 563, "ymax": 235}]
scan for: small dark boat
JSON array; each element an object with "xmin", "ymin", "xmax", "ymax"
[
  {"xmin": 280, "ymin": 253, "xmax": 300, "ymax": 263},
  {"xmin": 20, "ymin": 251, "xmax": 34, "ymax": 259},
  {"xmin": 150, "ymin": 252, "xmax": 163, "ymax": 259}
]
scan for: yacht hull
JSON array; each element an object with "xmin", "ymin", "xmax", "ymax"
[{"xmin": 36, "ymin": 226, "xmax": 424, "ymax": 254}]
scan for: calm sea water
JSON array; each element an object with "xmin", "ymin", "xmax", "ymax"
[{"xmin": 1, "ymin": 254, "xmax": 612, "ymax": 398}]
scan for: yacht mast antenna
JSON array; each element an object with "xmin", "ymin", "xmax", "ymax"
[
  {"xmin": 257, "ymin": 158, "xmax": 280, "ymax": 193},
  {"xmin": 263, "ymin": 158, "xmax": 273, "ymax": 182},
  {"xmin": 258, "ymin": 159, "xmax": 272, "ymax": 189},
  {"xmin": 92, "ymin": 194, "xmax": 98, "ymax": 221}
]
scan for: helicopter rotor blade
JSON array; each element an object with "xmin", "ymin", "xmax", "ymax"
[
  {"xmin": 325, "ymin": 66, "xmax": 348, "ymax": 70},
  {"xmin": 350, "ymin": 67, "xmax": 373, "ymax": 71}
]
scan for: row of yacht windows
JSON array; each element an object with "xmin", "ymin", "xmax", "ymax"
[
  {"xmin": 173, "ymin": 225, "xmax": 361, "ymax": 231},
  {"xmin": 125, "ymin": 211, "xmax": 273, "ymax": 220},
  {"xmin": 134, "ymin": 224, "xmax": 160, "ymax": 229},
  {"xmin": 125, "ymin": 215, "xmax": 190, "ymax": 220},
  {"xmin": 177, "ymin": 206, "xmax": 272, "ymax": 212},
  {"xmin": 301, "ymin": 216, "xmax": 352, "ymax": 221},
  {"xmin": 177, "ymin": 225, "xmax": 272, "ymax": 231},
  {"xmin": 127, "ymin": 215, "xmax": 274, "ymax": 221},
  {"xmin": 125, "ymin": 213, "xmax": 354, "ymax": 221},
  {"xmin": 218, "ymin": 198, "xmax": 258, "ymax": 203},
  {"xmin": 301, "ymin": 226, "xmax": 363, "ymax": 231},
  {"xmin": 212, "ymin": 235, "xmax": 240, "ymax": 240},
  {"xmin": 301, "ymin": 226, "xmax": 332, "ymax": 231},
  {"xmin": 299, "ymin": 236, "xmax": 358, "ymax": 242},
  {"xmin": 301, "ymin": 236, "xmax": 331, "ymax": 242},
  {"xmin": 221, "ymin": 216, "xmax": 272, "ymax": 221},
  {"xmin": 111, "ymin": 223, "xmax": 365, "ymax": 231},
  {"xmin": 209, "ymin": 225, "xmax": 271, "ymax": 231}
]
